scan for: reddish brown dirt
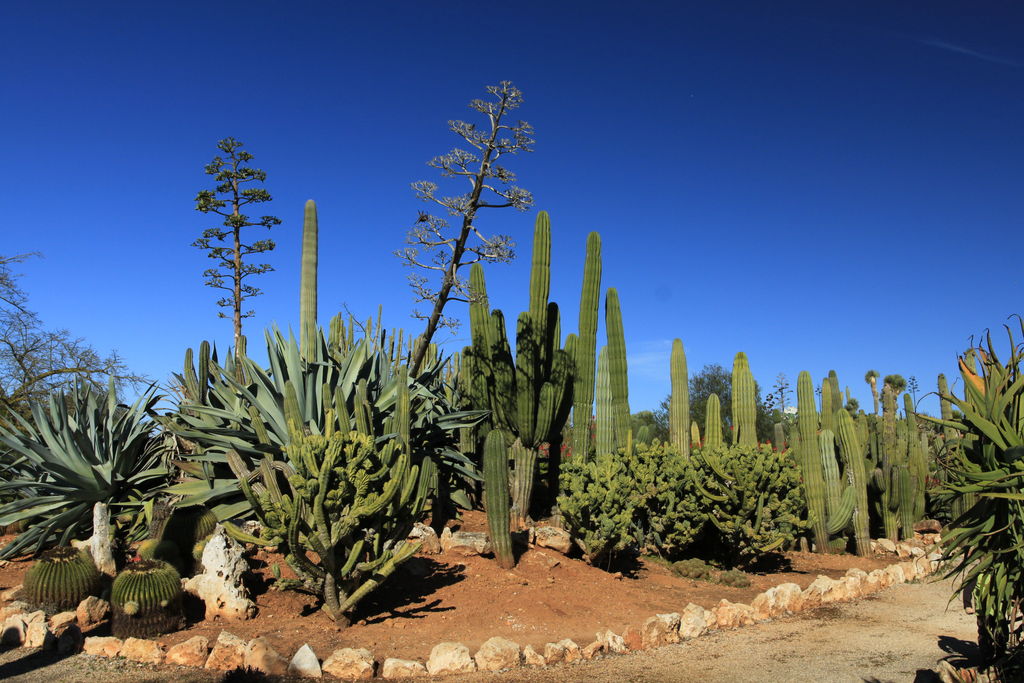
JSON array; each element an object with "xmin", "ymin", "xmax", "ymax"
[{"xmin": 0, "ymin": 512, "xmax": 893, "ymax": 663}]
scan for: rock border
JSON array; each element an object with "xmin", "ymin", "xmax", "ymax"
[{"xmin": 3, "ymin": 546, "xmax": 942, "ymax": 679}]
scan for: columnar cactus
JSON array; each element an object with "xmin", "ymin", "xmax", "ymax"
[
  {"xmin": 669, "ymin": 339, "xmax": 690, "ymax": 457},
  {"xmin": 111, "ymin": 560, "xmax": 184, "ymax": 638},
  {"xmin": 797, "ymin": 371, "xmax": 829, "ymax": 553},
  {"xmin": 464, "ymin": 212, "xmax": 574, "ymax": 527},
  {"xmin": 595, "ymin": 347, "xmax": 615, "ymax": 456},
  {"xmin": 835, "ymin": 410, "xmax": 872, "ymax": 556},
  {"xmin": 300, "ymin": 199, "xmax": 318, "ymax": 360},
  {"xmin": 704, "ymin": 393, "xmax": 723, "ymax": 450},
  {"xmin": 572, "ymin": 232, "xmax": 601, "ymax": 461},
  {"xmin": 902, "ymin": 393, "xmax": 928, "ymax": 538},
  {"xmin": 731, "ymin": 352, "xmax": 757, "ymax": 447},
  {"xmin": 23, "ymin": 547, "xmax": 102, "ymax": 613},
  {"xmin": 876, "ymin": 384, "xmax": 901, "ymax": 541},
  {"xmin": 605, "ymin": 288, "xmax": 630, "ymax": 451},
  {"xmin": 483, "ymin": 430, "xmax": 514, "ymax": 570}
]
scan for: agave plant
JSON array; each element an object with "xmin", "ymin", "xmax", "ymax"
[
  {"xmin": 163, "ymin": 318, "xmax": 484, "ymax": 521},
  {"xmin": 0, "ymin": 381, "xmax": 168, "ymax": 559},
  {"xmin": 921, "ymin": 320, "xmax": 1024, "ymax": 670}
]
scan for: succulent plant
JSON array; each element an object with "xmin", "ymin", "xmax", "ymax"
[
  {"xmin": 111, "ymin": 559, "xmax": 184, "ymax": 638},
  {"xmin": 23, "ymin": 546, "xmax": 102, "ymax": 613}
]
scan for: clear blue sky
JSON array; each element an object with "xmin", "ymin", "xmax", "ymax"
[{"xmin": 2, "ymin": 1, "xmax": 1021, "ymax": 416}]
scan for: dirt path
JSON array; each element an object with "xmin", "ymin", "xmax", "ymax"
[{"xmin": 0, "ymin": 577, "xmax": 978, "ymax": 682}]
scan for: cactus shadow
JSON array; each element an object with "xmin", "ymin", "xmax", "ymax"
[
  {"xmin": 0, "ymin": 646, "xmax": 75, "ymax": 680},
  {"xmin": 354, "ymin": 559, "xmax": 465, "ymax": 624},
  {"xmin": 937, "ymin": 635, "xmax": 981, "ymax": 663}
]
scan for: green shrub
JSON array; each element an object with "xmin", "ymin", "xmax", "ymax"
[
  {"xmin": 670, "ymin": 558, "xmax": 714, "ymax": 581},
  {"xmin": 631, "ymin": 441, "xmax": 706, "ymax": 558},
  {"xmin": 692, "ymin": 443, "xmax": 808, "ymax": 567},
  {"xmin": 718, "ymin": 568, "xmax": 751, "ymax": 588},
  {"xmin": 558, "ymin": 451, "xmax": 637, "ymax": 566}
]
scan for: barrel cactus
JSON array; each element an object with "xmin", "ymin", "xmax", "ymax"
[
  {"xmin": 23, "ymin": 546, "xmax": 102, "ymax": 613},
  {"xmin": 111, "ymin": 560, "xmax": 185, "ymax": 638}
]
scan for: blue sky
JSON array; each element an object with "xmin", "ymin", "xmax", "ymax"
[{"xmin": 2, "ymin": 1, "xmax": 1021, "ymax": 416}]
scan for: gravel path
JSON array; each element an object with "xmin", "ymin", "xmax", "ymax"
[{"xmin": 0, "ymin": 576, "xmax": 978, "ymax": 682}]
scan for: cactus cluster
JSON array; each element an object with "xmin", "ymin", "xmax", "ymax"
[
  {"xmin": 23, "ymin": 546, "xmax": 102, "ymax": 613},
  {"xmin": 138, "ymin": 506, "xmax": 219, "ymax": 575},
  {"xmin": 111, "ymin": 559, "xmax": 184, "ymax": 638}
]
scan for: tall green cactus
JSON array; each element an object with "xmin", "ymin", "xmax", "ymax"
[
  {"xmin": 820, "ymin": 378, "xmax": 835, "ymax": 434},
  {"xmin": 835, "ymin": 409, "xmax": 871, "ymax": 556},
  {"xmin": 669, "ymin": 339, "xmax": 690, "ymax": 456},
  {"xmin": 876, "ymin": 384, "xmax": 901, "ymax": 541},
  {"xmin": 902, "ymin": 392, "xmax": 928, "ymax": 538},
  {"xmin": 704, "ymin": 393, "xmax": 723, "ymax": 450},
  {"xmin": 483, "ymin": 430, "xmax": 514, "ymax": 570},
  {"xmin": 797, "ymin": 371, "xmax": 829, "ymax": 553},
  {"xmin": 690, "ymin": 420, "xmax": 701, "ymax": 449},
  {"xmin": 605, "ymin": 288, "xmax": 630, "ymax": 451},
  {"xmin": 731, "ymin": 352, "xmax": 757, "ymax": 447},
  {"xmin": 465, "ymin": 212, "xmax": 574, "ymax": 527},
  {"xmin": 572, "ymin": 232, "xmax": 601, "ymax": 461},
  {"xmin": 596, "ymin": 347, "xmax": 614, "ymax": 456},
  {"xmin": 300, "ymin": 199, "xmax": 318, "ymax": 360}
]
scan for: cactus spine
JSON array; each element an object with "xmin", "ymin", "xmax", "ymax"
[
  {"xmin": 604, "ymin": 288, "xmax": 630, "ymax": 451},
  {"xmin": 572, "ymin": 233, "xmax": 601, "ymax": 461},
  {"xmin": 731, "ymin": 352, "xmax": 757, "ymax": 447},
  {"xmin": 669, "ymin": 339, "xmax": 689, "ymax": 456},
  {"xmin": 111, "ymin": 560, "xmax": 184, "ymax": 638},
  {"xmin": 300, "ymin": 199, "xmax": 318, "ymax": 360},
  {"xmin": 483, "ymin": 430, "xmax": 514, "ymax": 570},
  {"xmin": 704, "ymin": 393, "xmax": 723, "ymax": 450},
  {"xmin": 797, "ymin": 371, "xmax": 829, "ymax": 553},
  {"xmin": 23, "ymin": 547, "xmax": 101, "ymax": 613}
]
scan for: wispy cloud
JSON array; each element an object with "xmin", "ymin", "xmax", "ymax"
[
  {"xmin": 627, "ymin": 339, "xmax": 674, "ymax": 382},
  {"xmin": 918, "ymin": 38, "xmax": 1024, "ymax": 68}
]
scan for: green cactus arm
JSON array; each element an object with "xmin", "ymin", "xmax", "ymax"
[
  {"xmin": 670, "ymin": 339, "xmax": 690, "ymax": 456},
  {"xmin": 604, "ymin": 288, "xmax": 631, "ymax": 450},
  {"xmin": 572, "ymin": 232, "xmax": 601, "ymax": 460},
  {"xmin": 300, "ymin": 199, "xmax": 319, "ymax": 360},
  {"xmin": 704, "ymin": 393, "xmax": 723, "ymax": 450},
  {"xmin": 731, "ymin": 352, "xmax": 757, "ymax": 447}
]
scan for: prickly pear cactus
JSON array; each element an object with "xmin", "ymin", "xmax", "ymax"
[
  {"xmin": 23, "ymin": 546, "xmax": 101, "ymax": 613},
  {"xmin": 111, "ymin": 560, "xmax": 184, "ymax": 638}
]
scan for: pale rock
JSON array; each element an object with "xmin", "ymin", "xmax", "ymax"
[
  {"xmin": 928, "ymin": 551, "xmax": 944, "ymax": 563},
  {"xmin": 323, "ymin": 648, "xmax": 375, "ymax": 680},
  {"xmin": 2, "ymin": 614, "xmax": 27, "ymax": 646},
  {"xmin": 439, "ymin": 528, "xmax": 492, "ymax": 556},
  {"xmin": 840, "ymin": 575, "xmax": 863, "ymax": 601},
  {"xmin": 703, "ymin": 608, "xmax": 718, "ymax": 631},
  {"xmin": 641, "ymin": 612, "xmax": 681, "ymax": 648},
  {"xmin": 288, "ymin": 643, "xmax": 322, "ymax": 678},
  {"xmin": 245, "ymin": 637, "xmax": 289, "ymax": 676},
  {"xmin": 381, "ymin": 658, "xmax": 427, "ymax": 678},
  {"xmin": 90, "ymin": 502, "xmax": 117, "ymax": 577},
  {"xmin": 915, "ymin": 556, "xmax": 933, "ymax": 576},
  {"xmin": 876, "ymin": 538, "xmax": 897, "ymax": 553},
  {"xmin": 896, "ymin": 543, "xmax": 913, "ymax": 559},
  {"xmin": 165, "ymin": 636, "xmax": 210, "ymax": 667},
  {"xmin": 899, "ymin": 561, "xmax": 918, "ymax": 581},
  {"xmin": 24, "ymin": 619, "xmax": 54, "ymax": 649},
  {"xmin": 474, "ymin": 636, "xmax": 520, "ymax": 671},
  {"xmin": 558, "ymin": 638, "xmax": 582, "ymax": 663},
  {"xmin": 715, "ymin": 600, "xmax": 755, "ymax": 629},
  {"xmin": 0, "ymin": 585, "xmax": 23, "ymax": 602},
  {"xmin": 542, "ymin": 641, "xmax": 566, "ymax": 664},
  {"xmin": 802, "ymin": 575, "xmax": 837, "ymax": 608},
  {"xmin": 533, "ymin": 526, "xmax": 573, "ymax": 554},
  {"xmin": 120, "ymin": 637, "xmax": 164, "ymax": 665},
  {"xmin": 884, "ymin": 564, "xmax": 907, "ymax": 585},
  {"xmin": 597, "ymin": 629, "xmax": 628, "ymax": 653},
  {"xmin": 845, "ymin": 567, "xmax": 868, "ymax": 581},
  {"xmin": 83, "ymin": 636, "xmax": 122, "ymax": 658},
  {"xmin": 408, "ymin": 523, "xmax": 441, "ymax": 554},
  {"xmin": 76, "ymin": 596, "xmax": 111, "ymax": 628},
  {"xmin": 678, "ymin": 603, "xmax": 708, "ymax": 639},
  {"xmin": 581, "ymin": 640, "xmax": 604, "ymax": 660},
  {"xmin": 426, "ymin": 642, "xmax": 476, "ymax": 675},
  {"xmin": 204, "ymin": 631, "xmax": 247, "ymax": 670},
  {"xmin": 49, "ymin": 611, "xmax": 77, "ymax": 634},
  {"xmin": 522, "ymin": 644, "xmax": 546, "ymax": 667},
  {"xmin": 910, "ymin": 546, "xmax": 925, "ymax": 558},
  {"xmin": 914, "ymin": 519, "xmax": 942, "ymax": 534},
  {"xmin": 22, "ymin": 610, "xmax": 45, "ymax": 626},
  {"xmin": 183, "ymin": 526, "xmax": 257, "ymax": 620},
  {"xmin": 1, "ymin": 600, "xmax": 29, "ymax": 618},
  {"xmin": 863, "ymin": 570, "xmax": 886, "ymax": 594},
  {"xmin": 751, "ymin": 583, "xmax": 804, "ymax": 620}
]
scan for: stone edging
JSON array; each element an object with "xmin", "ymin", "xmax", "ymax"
[{"xmin": 1, "ymin": 552, "xmax": 941, "ymax": 679}]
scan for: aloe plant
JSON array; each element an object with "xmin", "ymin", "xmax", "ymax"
[{"xmin": 0, "ymin": 381, "xmax": 167, "ymax": 559}]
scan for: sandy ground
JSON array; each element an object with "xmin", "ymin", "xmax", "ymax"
[{"xmin": 0, "ymin": 575, "xmax": 978, "ymax": 682}]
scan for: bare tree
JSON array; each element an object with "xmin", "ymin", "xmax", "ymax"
[
  {"xmin": 396, "ymin": 81, "xmax": 534, "ymax": 375},
  {"xmin": 0, "ymin": 254, "xmax": 145, "ymax": 422}
]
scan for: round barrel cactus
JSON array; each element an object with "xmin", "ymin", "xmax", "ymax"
[
  {"xmin": 23, "ymin": 546, "xmax": 101, "ymax": 612},
  {"xmin": 161, "ymin": 507, "xmax": 218, "ymax": 574},
  {"xmin": 111, "ymin": 560, "xmax": 184, "ymax": 638}
]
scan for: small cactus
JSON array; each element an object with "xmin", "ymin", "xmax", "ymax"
[
  {"xmin": 111, "ymin": 560, "xmax": 184, "ymax": 638},
  {"xmin": 23, "ymin": 546, "xmax": 101, "ymax": 613}
]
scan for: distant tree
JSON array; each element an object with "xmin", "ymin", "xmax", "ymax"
[
  {"xmin": 0, "ymin": 254, "xmax": 144, "ymax": 423},
  {"xmin": 666, "ymin": 363, "xmax": 774, "ymax": 445},
  {"xmin": 193, "ymin": 137, "xmax": 280, "ymax": 355},
  {"xmin": 631, "ymin": 409, "xmax": 669, "ymax": 444},
  {"xmin": 883, "ymin": 374, "xmax": 906, "ymax": 397},
  {"xmin": 864, "ymin": 369, "xmax": 880, "ymax": 415},
  {"xmin": 396, "ymin": 81, "xmax": 534, "ymax": 375}
]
